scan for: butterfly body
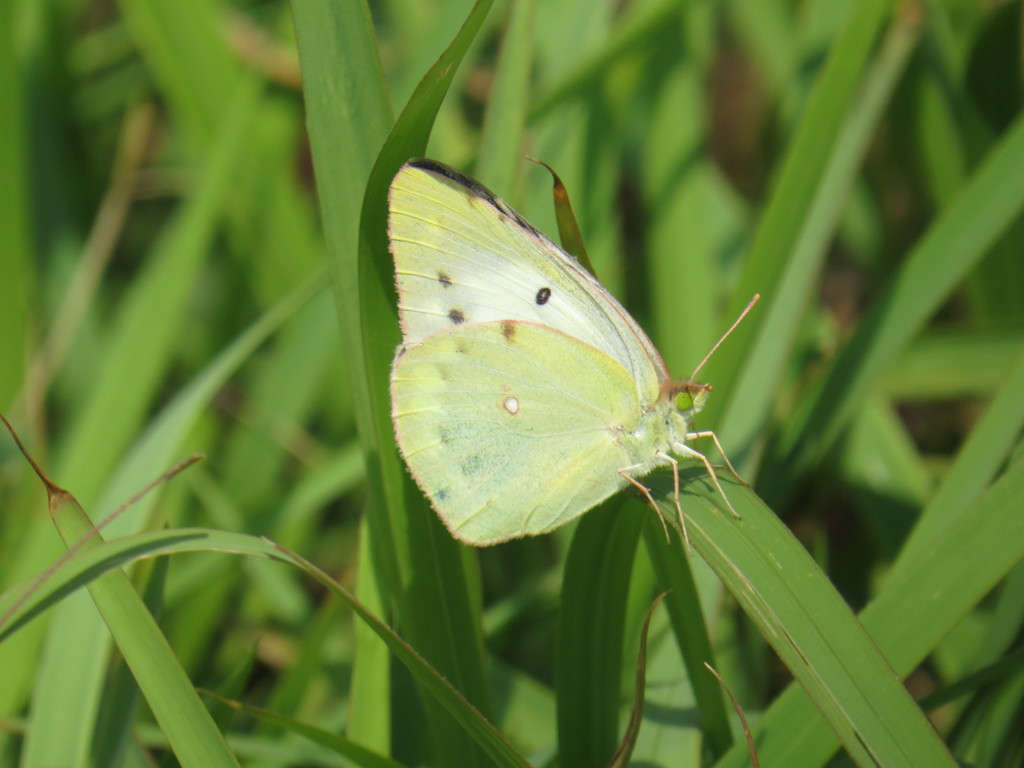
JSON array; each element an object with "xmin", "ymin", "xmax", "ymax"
[{"xmin": 389, "ymin": 159, "xmax": 726, "ymax": 545}]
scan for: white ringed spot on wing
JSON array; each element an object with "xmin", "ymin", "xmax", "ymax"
[{"xmin": 502, "ymin": 395, "xmax": 520, "ymax": 415}]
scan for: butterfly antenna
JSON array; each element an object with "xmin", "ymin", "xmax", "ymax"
[{"xmin": 690, "ymin": 294, "xmax": 760, "ymax": 380}]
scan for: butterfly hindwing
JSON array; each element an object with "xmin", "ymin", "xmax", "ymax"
[{"xmin": 391, "ymin": 320, "xmax": 642, "ymax": 544}]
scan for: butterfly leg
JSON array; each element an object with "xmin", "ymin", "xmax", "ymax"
[
  {"xmin": 618, "ymin": 465, "xmax": 691, "ymax": 553},
  {"xmin": 675, "ymin": 443, "xmax": 741, "ymax": 519},
  {"xmin": 656, "ymin": 451, "xmax": 693, "ymax": 555},
  {"xmin": 686, "ymin": 430, "xmax": 747, "ymax": 486},
  {"xmin": 614, "ymin": 468, "xmax": 679, "ymax": 548}
]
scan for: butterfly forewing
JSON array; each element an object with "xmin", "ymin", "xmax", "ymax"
[
  {"xmin": 389, "ymin": 159, "xmax": 667, "ymax": 401},
  {"xmin": 391, "ymin": 321, "xmax": 642, "ymax": 544}
]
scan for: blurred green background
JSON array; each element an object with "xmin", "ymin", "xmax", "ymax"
[{"xmin": 1, "ymin": 0, "xmax": 1023, "ymax": 767}]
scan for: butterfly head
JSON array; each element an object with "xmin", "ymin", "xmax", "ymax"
[{"xmin": 662, "ymin": 380, "xmax": 711, "ymax": 421}]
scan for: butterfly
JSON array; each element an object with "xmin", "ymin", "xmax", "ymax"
[{"xmin": 388, "ymin": 158, "xmax": 754, "ymax": 546}]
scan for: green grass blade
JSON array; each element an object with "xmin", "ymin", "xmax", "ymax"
[
  {"xmin": 770, "ymin": 110, "xmax": 1024, "ymax": 498},
  {"xmin": 327, "ymin": 1, "xmax": 497, "ymax": 764},
  {"xmin": 290, "ymin": 0, "xmax": 394, "ymax": 752},
  {"xmin": 714, "ymin": 459, "xmax": 1024, "ymax": 767},
  {"xmin": 116, "ymin": 0, "xmax": 241, "ymax": 153},
  {"xmin": 0, "ymin": 523, "xmax": 533, "ymax": 768},
  {"xmin": 91, "ymin": 554, "xmax": 169, "ymax": 767},
  {"xmin": 838, "ymin": 397, "xmax": 933, "ymax": 554},
  {"xmin": 702, "ymin": 0, "xmax": 896, "ymax": 410},
  {"xmin": 41, "ymin": 484, "xmax": 239, "ymax": 768},
  {"xmin": 205, "ymin": 692, "xmax": 408, "ymax": 768},
  {"xmin": 529, "ymin": 0, "xmax": 680, "ymax": 122},
  {"xmin": 477, "ymin": 0, "xmax": 536, "ymax": 191},
  {"xmin": 0, "ymin": 530, "xmax": 278, "ymax": 641},
  {"xmin": 0, "ymin": 0, "xmax": 30, "ymax": 406},
  {"xmin": 719, "ymin": 13, "xmax": 919, "ymax": 474},
  {"xmin": 641, "ymin": 1, "xmax": 741, "ymax": 377},
  {"xmin": 16, "ymin": 273, "xmax": 318, "ymax": 767},
  {"xmin": 21, "ymin": 83, "xmax": 263, "ymax": 768},
  {"xmin": 94, "ymin": 287, "xmax": 325, "ymax": 537},
  {"xmin": 890, "ymin": 346, "xmax": 1024, "ymax": 579},
  {"xmin": 642, "ymin": 519, "xmax": 733, "ymax": 758},
  {"xmin": 655, "ymin": 471, "xmax": 958, "ymax": 767},
  {"xmin": 556, "ymin": 498, "xmax": 643, "ymax": 768},
  {"xmin": 876, "ymin": 329, "xmax": 1023, "ymax": 398},
  {"xmin": 54, "ymin": 82, "xmax": 260, "ymax": 503}
]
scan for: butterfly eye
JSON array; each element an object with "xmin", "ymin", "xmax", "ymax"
[{"xmin": 675, "ymin": 385, "xmax": 710, "ymax": 415}]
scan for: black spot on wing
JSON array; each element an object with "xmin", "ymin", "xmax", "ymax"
[
  {"xmin": 501, "ymin": 321, "xmax": 516, "ymax": 341},
  {"xmin": 448, "ymin": 308, "xmax": 465, "ymax": 325},
  {"xmin": 536, "ymin": 287, "xmax": 551, "ymax": 305},
  {"xmin": 437, "ymin": 271, "xmax": 452, "ymax": 287}
]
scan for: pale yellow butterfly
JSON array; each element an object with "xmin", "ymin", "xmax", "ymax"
[{"xmin": 388, "ymin": 158, "xmax": 754, "ymax": 546}]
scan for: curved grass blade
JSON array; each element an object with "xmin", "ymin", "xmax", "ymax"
[
  {"xmin": 709, "ymin": 457, "xmax": 1024, "ymax": 767},
  {"xmin": 653, "ymin": 469, "xmax": 957, "ymax": 768},
  {"xmin": 0, "ymin": 523, "xmax": 532, "ymax": 768},
  {"xmin": 202, "ymin": 691, "xmax": 407, "ymax": 768},
  {"xmin": 7, "ymin": 438, "xmax": 240, "ymax": 768},
  {"xmin": 643, "ymin": 519, "xmax": 733, "ymax": 758},
  {"xmin": 608, "ymin": 592, "xmax": 669, "ymax": 768},
  {"xmin": 557, "ymin": 498, "xmax": 643, "ymax": 768}
]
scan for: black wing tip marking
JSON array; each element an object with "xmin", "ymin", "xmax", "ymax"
[
  {"xmin": 405, "ymin": 158, "xmax": 492, "ymax": 200},
  {"xmin": 402, "ymin": 157, "xmax": 549, "ymax": 244}
]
